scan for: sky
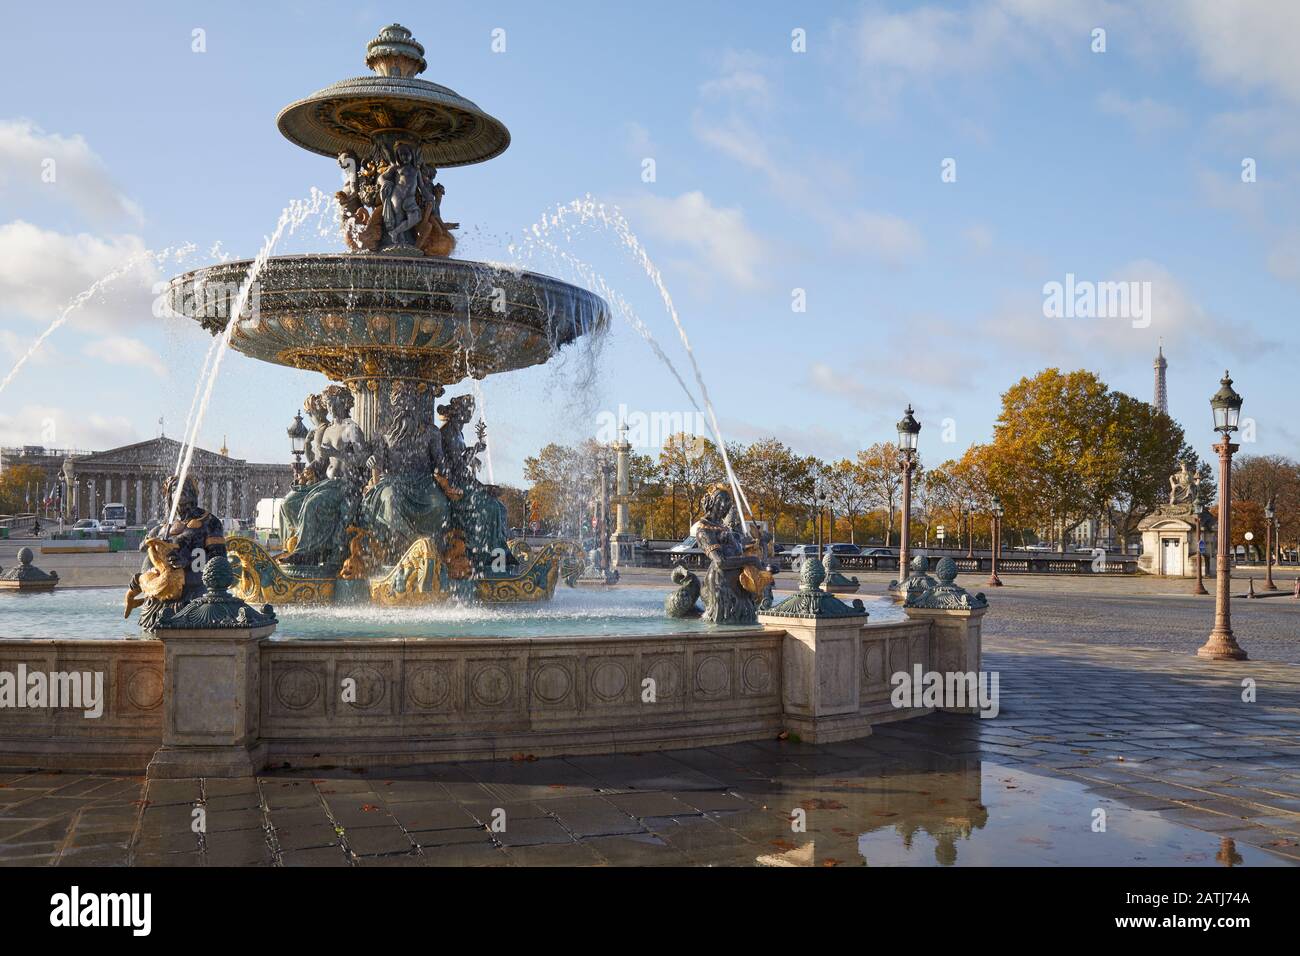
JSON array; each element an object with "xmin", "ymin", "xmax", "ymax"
[{"xmin": 0, "ymin": 0, "xmax": 1297, "ymax": 485}]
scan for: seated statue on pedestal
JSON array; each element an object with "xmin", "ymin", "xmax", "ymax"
[
  {"xmin": 125, "ymin": 474, "xmax": 227, "ymax": 631},
  {"xmin": 278, "ymin": 385, "xmax": 367, "ymax": 569},
  {"xmin": 361, "ymin": 380, "xmax": 452, "ymax": 566}
]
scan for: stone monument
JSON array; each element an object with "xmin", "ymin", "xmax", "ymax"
[{"xmin": 1138, "ymin": 462, "xmax": 1209, "ymax": 577}]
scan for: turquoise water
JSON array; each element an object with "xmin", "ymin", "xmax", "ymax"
[{"xmin": 0, "ymin": 585, "xmax": 903, "ymax": 641}]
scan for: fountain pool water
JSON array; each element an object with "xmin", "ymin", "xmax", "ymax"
[{"xmin": 0, "ymin": 584, "xmax": 907, "ymax": 641}]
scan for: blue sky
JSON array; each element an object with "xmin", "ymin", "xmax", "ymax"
[{"xmin": 1, "ymin": 0, "xmax": 1297, "ymax": 485}]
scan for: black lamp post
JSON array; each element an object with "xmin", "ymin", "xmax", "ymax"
[
  {"xmin": 287, "ymin": 411, "xmax": 309, "ymax": 480},
  {"xmin": 1193, "ymin": 496, "xmax": 1209, "ymax": 596},
  {"xmin": 987, "ymin": 494, "xmax": 1004, "ymax": 587},
  {"xmin": 815, "ymin": 480, "xmax": 827, "ymax": 552},
  {"xmin": 896, "ymin": 405, "xmax": 921, "ymax": 585},
  {"xmin": 1199, "ymin": 372, "xmax": 1247, "ymax": 661},
  {"xmin": 1264, "ymin": 496, "xmax": 1277, "ymax": 590}
]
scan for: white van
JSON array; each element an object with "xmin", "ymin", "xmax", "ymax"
[{"xmin": 101, "ymin": 503, "xmax": 127, "ymax": 530}]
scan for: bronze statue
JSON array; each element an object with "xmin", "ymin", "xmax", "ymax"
[
  {"xmin": 279, "ymin": 385, "xmax": 367, "ymax": 567},
  {"xmin": 689, "ymin": 485, "xmax": 771, "ymax": 625},
  {"xmin": 125, "ymin": 475, "xmax": 227, "ymax": 630}
]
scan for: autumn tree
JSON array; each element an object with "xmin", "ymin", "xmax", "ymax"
[
  {"xmin": 0, "ymin": 464, "xmax": 46, "ymax": 515},
  {"xmin": 823, "ymin": 458, "xmax": 870, "ymax": 543},
  {"xmin": 856, "ymin": 442, "xmax": 908, "ymax": 546},
  {"xmin": 731, "ymin": 439, "xmax": 813, "ymax": 535}
]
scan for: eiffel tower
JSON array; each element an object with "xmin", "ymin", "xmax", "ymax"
[{"xmin": 1153, "ymin": 342, "xmax": 1168, "ymax": 415}]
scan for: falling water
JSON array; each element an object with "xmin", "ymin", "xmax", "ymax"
[
  {"xmin": 170, "ymin": 189, "xmax": 331, "ymax": 521},
  {"xmin": 0, "ymin": 242, "xmax": 198, "ymax": 398},
  {"xmin": 509, "ymin": 197, "xmax": 755, "ymax": 522}
]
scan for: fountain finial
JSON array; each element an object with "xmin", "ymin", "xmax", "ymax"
[{"xmin": 366, "ymin": 23, "xmax": 427, "ymax": 77}]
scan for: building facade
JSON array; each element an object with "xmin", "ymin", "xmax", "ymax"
[{"xmin": 1, "ymin": 438, "xmax": 293, "ymax": 525}]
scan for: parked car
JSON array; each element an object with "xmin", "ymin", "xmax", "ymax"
[
  {"xmin": 825, "ymin": 542, "xmax": 861, "ymax": 556},
  {"xmin": 860, "ymin": 547, "xmax": 894, "ymax": 557},
  {"xmin": 71, "ymin": 519, "xmax": 104, "ymax": 532},
  {"xmin": 668, "ymin": 535, "xmax": 704, "ymax": 555}
]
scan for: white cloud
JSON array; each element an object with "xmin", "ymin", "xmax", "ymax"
[
  {"xmin": 0, "ymin": 403, "xmax": 138, "ymax": 451},
  {"xmin": 962, "ymin": 224, "xmax": 995, "ymax": 255},
  {"xmin": 83, "ymin": 335, "xmax": 168, "ymax": 379},
  {"xmin": 1095, "ymin": 91, "xmax": 1182, "ymax": 135},
  {"xmin": 832, "ymin": 211, "xmax": 925, "ymax": 268},
  {"xmin": 699, "ymin": 51, "xmax": 772, "ymax": 103},
  {"xmin": 624, "ymin": 191, "xmax": 765, "ymax": 290},
  {"xmin": 0, "ymin": 220, "xmax": 157, "ymax": 330},
  {"xmin": 1173, "ymin": 0, "xmax": 1300, "ymax": 103},
  {"xmin": 0, "ymin": 119, "xmax": 142, "ymax": 224}
]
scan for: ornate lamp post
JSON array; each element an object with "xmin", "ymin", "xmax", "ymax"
[
  {"xmin": 287, "ymin": 411, "xmax": 309, "ymax": 480},
  {"xmin": 815, "ymin": 480, "xmax": 827, "ymax": 552},
  {"xmin": 987, "ymin": 494, "xmax": 1004, "ymax": 587},
  {"xmin": 896, "ymin": 404, "xmax": 921, "ymax": 585},
  {"xmin": 1199, "ymin": 372, "xmax": 1247, "ymax": 661},
  {"xmin": 1264, "ymin": 496, "xmax": 1278, "ymax": 590},
  {"xmin": 1193, "ymin": 497, "xmax": 1209, "ymax": 596}
]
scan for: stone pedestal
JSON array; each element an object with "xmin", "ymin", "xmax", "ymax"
[
  {"xmin": 757, "ymin": 556, "xmax": 871, "ymax": 743},
  {"xmin": 147, "ymin": 624, "xmax": 272, "ymax": 778},
  {"xmin": 1138, "ymin": 504, "xmax": 1207, "ymax": 577},
  {"xmin": 902, "ymin": 606, "xmax": 987, "ymax": 713},
  {"xmin": 763, "ymin": 613, "xmax": 873, "ymax": 743}
]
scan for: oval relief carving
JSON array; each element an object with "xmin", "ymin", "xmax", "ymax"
[
  {"xmin": 532, "ymin": 662, "xmax": 572, "ymax": 704},
  {"xmin": 275, "ymin": 666, "xmax": 322, "ymax": 711},
  {"xmin": 125, "ymin": 666, "xmax": 163, "ymax": 711},
  {"xmin": 407, "ymin": 664, "xmax": 451, "ymax": 709},
  {"xmin": 589, "ymin": 660, "xmax": 628, "ymax": 703},
  {"xmin": 471, "ymin": 663, "xmax": 513, "ymax": 707}
]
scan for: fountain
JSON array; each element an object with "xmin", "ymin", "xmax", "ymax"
[
  {"xmin": 0, "ymin": 24, "xmax": 986, "ymax": 778},
  {"xmin": 163, "ymin": 24, "xmax": 608, "ymax": 611}
]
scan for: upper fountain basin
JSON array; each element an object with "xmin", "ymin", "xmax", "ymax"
[{"xmin": 166, "ymin": 253, "xmax": 609, "ymax": 383}]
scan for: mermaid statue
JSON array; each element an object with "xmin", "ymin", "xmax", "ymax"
[
  {"xmin": 438, "ymin": 394, "xmax": 514, "ymax": 573},
  {"xmin": 278, "ymin": 392, "xmax": 331, "ymax": 548},
  {"xmin": 278, "ymin": 385, "xmax": 368, "ymax": 569},
  {"xmin": 361, "ymin": 380, "xmax": 452, "ymax": 565}
]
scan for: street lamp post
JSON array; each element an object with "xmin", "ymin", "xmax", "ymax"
[
  {"xmin": 987, "ymin": 495, "xmax": 1004, "ymax": 587},
  {"xmin": 1264, "ymin": 496, "xmax": 1278, "ymax": 590},
  {"xmin": 1193, "ymin": 500, "xmax": 1209, "ymax": 596},
  {"xmin": 1199, "ymin": 372, "xmax": 1248, "ymax": 661},
  {"xmin": 896, "ymin": 405, "xmax": 921, "ymax": 585},
  {"xmin": 815, "ymin": 481, "xmax": 827, "ymax": 552},
  {"xmin": 287, "ymin": 411, "xmax": 309, "ymax": 480}
]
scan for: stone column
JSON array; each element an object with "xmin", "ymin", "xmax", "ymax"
[
  {"xmin": 225, "ymin": 478, "xmax": 233, "ymax": 518},
  {"xmin": 609, "ymin": 422, "xmax": 637, "ymax": 568},
  {"xmin": 135, "ymin": 478, "xmax": 143, "ymax": 525}
]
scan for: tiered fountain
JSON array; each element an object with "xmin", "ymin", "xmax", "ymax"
[{"xmin": 164, "ymin": 24, "xmax": 605, "ymax": 612}]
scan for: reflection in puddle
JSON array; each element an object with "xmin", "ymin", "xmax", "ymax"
[{"xmin": 742, "ymin": 759, "xmax": 1291, "ymax": 867}]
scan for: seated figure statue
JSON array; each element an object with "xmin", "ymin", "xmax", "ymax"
[
  {"xmin": 279, "ymin": 385, "xmax": 367, "ymax": 568},
  {"xmin": 361, "ymin": 380, "xmax": 452, "ymax": 565},
  {"xmin": 278, "ymin": 392, "xmax": 331, "ymax": 547},
  {"xmin": 125, "ymin": 474, "xmax": 227, "ymax": 631},
  {"xmin": 439, "ymin": 394, "xmax": 514, "ymax": 573}
]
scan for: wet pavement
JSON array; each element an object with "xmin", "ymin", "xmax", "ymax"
[{"xmin": 0, "ymin": 633, "xmax": 1297, "ymax": 866}]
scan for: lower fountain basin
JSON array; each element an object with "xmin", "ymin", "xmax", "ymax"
[
  {"xmin": 166, "ymin": 254, "xmax": 609, "ymax": 382},
  {"xmin": 0, "ymin": 585, "xmax": 906, "ymax": 641}
]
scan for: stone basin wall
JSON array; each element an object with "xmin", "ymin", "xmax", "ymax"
[{"xmin": 0, "ymin": 608, "xmax": 980, "ymax": 776}]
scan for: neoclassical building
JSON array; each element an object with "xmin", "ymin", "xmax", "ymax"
[{"xmin": 3, "ymin": 438, "xmax": 294, "ymax": 525}]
